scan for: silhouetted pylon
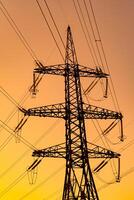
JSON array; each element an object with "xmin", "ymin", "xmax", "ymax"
[{"xmin": 22, "ymin": 26, "xmax": 123, "ymax": 199}]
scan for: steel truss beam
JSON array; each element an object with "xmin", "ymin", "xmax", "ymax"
[
  {"xmin": 22, "ymin": 103, "xmax": 122, "ymax": 120},
  {"xmin": 34, "ymin": 61, "xmax": 108, "ymax": 78},
  {"xmin": 20, "ymin": 26, "xmax": 123, "ymax": 200},
  {"xmin": 32, "ymin": 142, "xmax": 120, "ymax": 160}
]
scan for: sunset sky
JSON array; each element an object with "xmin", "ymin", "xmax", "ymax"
[{"xmin": 0, "ymin": 0, "xmax": 134, "ymax": 199}]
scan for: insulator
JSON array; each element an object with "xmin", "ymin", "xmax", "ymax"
[
  {"xmin": 32, "ymin": 72, "xmax": 36, "ymax": 96},
  {"xmin": 15, "ymin": 131, "xmax": 21, "ymax": 143},
  {"xmin": 102, "ymin": 120, "xmax": 118, "ymax": 136},
  {"xmin": 94, "ymin": 160, "xmax": 105, "ymax": 172},
  {"xmin": 84, "ymin": 79, "xmax": 100, "ymax": 95},
  {"xmin": 120, "ymin": 119, "xmax": 124, "ymax": 142},
  {"xmin": 94, "ymin": 160, "xmax": 108, "ymax": 173},
  {"xmin": 27, "ymin": 159, "xmax": 39, "ymax": 171},
  {"xmin": 31, "ymin": 159, "xmax": 42, "ymax": 170},
  {"xmin": 116, "ymin": 157, "xmax": 121, "ymax": 182},
  {"xmin": 95, "ymin": 161, "xmax": 108, "ymax": 173},
  {"xmin": 17, "ymin": 118, "xmax": 28, "ymax": 132},
  {"xmin": 104, "ymin": 77, "xmax": 108, "ymax": 98},
  {"xmin": 27, "ymin": 166, "xmax": 38, "ymax": 185},
  {"xmin": 14, "ymin": 117, "xmax": 24, "ymax": 132}
]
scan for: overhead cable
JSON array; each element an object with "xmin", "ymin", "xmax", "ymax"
[
  {"xmin": 35, "ymin": 0, "xmax": 64, "ymax": 61},
  {"xmin": 72, "ymin": 0, "xmax": 96, "ymax": 66},
  {"xmin": 0, "ymin": 0, "xmax": 38, "ymax": 60},
  {"xmin": 43, "ymin": 0, "xmax": 66, "ymax": 49},
  {"xmin": 88, "ymin": 0, "xmax": 120, "ymax": 112},
  {"xmin": 0, "ymin": 119, "xmax": 37, "ymax": 151}
]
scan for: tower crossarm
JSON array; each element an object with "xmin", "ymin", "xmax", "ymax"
[
  {"xmin": 21, "ymin": 103, "xmax": 65, "ymax": 118},
  {"xmin": 34, "ymin": 63, "xmax": 65, "ymax": 76},
  {"xmin": 83, "ymin": 103, "xmax": 123, "ymax": 120},
  {"xmin": 32, "ymin": 142, "xmax": 120, "ymax": 160},
  {"xmin": 79, "ymin": 65, "xmax": 108, "ymax": 78},
  {"xmin": 34, "ymin": 61, "xmax": 108, "ymax": 78},
  {"xmin": 87, "ymin": 142, "xmax": 120, "ymax": 159},
  {"xmin": 32, "ymin": 143, "xmax": 66, "ymax": 158}
]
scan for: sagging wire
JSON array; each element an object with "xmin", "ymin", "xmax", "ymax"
[
  {"xmin": 0, "ymin": 86, "xmax": 23, "ymax": 110},
  {"xmin": 82, "ymin": 83, "xmax": 122, "ymax": 179},
  {"xmin": 0, "ymin": 135, "xmax": 13, "ymax": 152},
  {"xmin": 76, "ymin": 0, "xmax": 100, "ymax": 65},
  {"xmin": 0, "ymin": 118, "xmax": 37, "ymax": 151},
  {"xmin": 27, "ymin": 158, "xmax": 43, "ymax": 185},
  {"xmin": 88, "ymin": 0, "xmax": 121, "ymax": 112},
  {"xmin": 0, "ymin": 171, "xmax": 27, "ymax": 199},
  {"xmin": 83, "ymin": 78, "xmax": 100, "ymax": 95},
  {"xmin": 19, "ymin": 164, "xmax": 64, "ymax": 200},
  {"xmin": 0, "ymin": 159, "xmax": 43, "ymax": 199},
  {"xmin": 0, "ymin": 0, "xmax": 38, "ymax": 60},
  {"xmin": 98, "ymin": 161, "xmax": 134, "ymax": 192},
  {"xmin": 43, "ymin": 0, "xmax": 66, "ymax": 49},
  {"xmin": 14, "ymin": 114, "xmax": 29, "ymax": 143},
  {"xmin": 94, "ymin": 157, "xmax": 120, "ymax": 185},
  {"xmin": 29, "ymin": 60, "xmax": 44, "ymax": 96},
  {"xmin": 0, "ymin": 119, "xmax": 60, "ymax": 181},
  {"xmin": 35, "ymin": 0, "xmax": 64, "ymax": 61},
  {"xmin": 72, "ymin": 0, "xmax": 96, "ymax": 66}
]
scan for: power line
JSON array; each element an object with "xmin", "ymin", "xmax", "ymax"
[
  {"xmin": 0, "ymin": 158, "xmax": 42, "ymax": 199},
  {"xmin": 43, "ymin": 0, "xmax": 65, "ymax": 50},
  {"xmin": 72, "ymin": 0, "xmax": 96, "ymax": 66},
  {"xmin": 82, "ymin": 86, "xmax": 119, "ymax": 178},
  {"xmin": 119, "ymin": 139, "xmax": 134, "ymax": 153},
  {"xmin": 0, "ymin": 86, "xmax": 22, "ymax": 109},
  {"xmin": 0, "ymin": 119, "xmax": 37, "ymax": 151},
  {"xmin": 98, "ymin": 165, "xmax": 134, "ymax": 192},
  {"xmin": 76, "ymin": 0, "xmax": 99, "ymax": 65},
  {"xmin": 0, "ymin": 135, "xmax": 13, "ymax": 152},
  {"xmin": 19, "ymin": 164, "xmax": 64, "ymax": 200},
  {"xmin": 83, "ymin": 0, "xmax": 104, "ymax": 68},
  {"xmin": 88, "ymin": 0, "xmax": 120, "ymax": 112},
  {"xmin": 0, "ymin": 171, "xmax": 27, "ymax": 199},
  {"xmin": 0, "ymin": 0, "xmax": 38, "ymax": 60},
  {"xmin": 0, "ymin": 119, "xmax": 60, "ymax": 179},
  {"xmin": 35, "ymin": 0, "xmax": 64, "ymax": 61},
  {"xmin": 0, "ymin": 121, "xmax": 61, "ymax": 198}
]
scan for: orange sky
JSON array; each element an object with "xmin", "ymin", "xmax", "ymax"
[{"xmin": 0, "ymin": 0, "xmax": 134, "ymax": 199}]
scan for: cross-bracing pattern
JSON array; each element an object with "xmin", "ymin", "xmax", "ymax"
[{"xmin": 21, "ymin": 26, "xmax": 123, "ymax": 199}]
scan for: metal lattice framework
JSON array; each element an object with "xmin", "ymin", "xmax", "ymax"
[{"xmin": 21, "ymin": 26, "xmax": 123, "ymax": 199}]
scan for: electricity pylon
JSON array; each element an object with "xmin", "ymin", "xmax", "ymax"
[{"xmin": 21, "ymin": 26, "xmax": 123, "ymax": 199}]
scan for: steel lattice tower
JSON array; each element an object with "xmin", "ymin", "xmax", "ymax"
[{"xmin": 22, "ymin": 26, "xmax": 123, "ymax": 199}]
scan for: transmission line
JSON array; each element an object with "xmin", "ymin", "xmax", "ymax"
[
  {"xmin": 0, "ymin": 121, "xmax": 61, "ymax": 198},
  {"xmin": 35, "ymin": 0, "xmax": 64, "ymax": 61},
  {"xmin": 19, "ymin": 164, "xmax": 64, "ymax": 200},
  {"xmin": 88, "ymin": 0, "xmax": 120, "ymax": 112},
  {"xmin": 98, "ymin": 165, "xmax": 134, "ymax": 192},
  {"xmin": 0, "ymin": 119, "xmax": 37, "ymax": 151},
  {"xmin": 0, "ymin": 171, "xmax": 27, "ymax": 199},
  {"xmin": 0, "ymin": 0, "xmax": 38, "ymax": 60},
  {"xmin": 76, "ymin": 0, "xmax": 99, "ymax": 65},
  {"xmin": 72, "ymin": 0, "xmax": 96, "ymax": 66},
  {"xmin": 0, "ymin": 135, "xmax": 13, "ymax": 152},
  {"xmin": 43, "ymin": 0, "xmax": 65, "ymax": 49},
  {"xmin": 83, "ymin": 87, "xmax": 119, "ymax": 178},
  {"xmin": 0, "ymin": 119, "xmax": 60, "ymax": 179},
  {"xmin": 83, "ymin": 0, "xmax": 104, "ymax": 68},
  {"xmin": 0, "ymin": 86, "xmax": 23, "ymax": 109}
]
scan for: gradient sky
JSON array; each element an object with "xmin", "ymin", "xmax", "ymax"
[{"xmin": 0, "ymin": 0, "xmax": 134, "ymax": 199}]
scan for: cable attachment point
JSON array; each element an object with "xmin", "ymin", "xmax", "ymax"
[
  {"xmin": 116, "ymin": 157, "xmax": 121, "ymax": 182},
  {"xmin": 27, "ymin": 158, "xmax": 42, "ymax": 184},
  {"xmin": 104, "ymin": 77, "xmax": 108, "ymax": 98},
  {"xmin": 14, "ymin": 115, "xmax": 29, "ymax": 142}
]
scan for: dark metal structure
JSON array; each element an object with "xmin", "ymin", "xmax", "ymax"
[{"xmin": 22, "ymin": 26, "xmax": 123, "ymax": 199}]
